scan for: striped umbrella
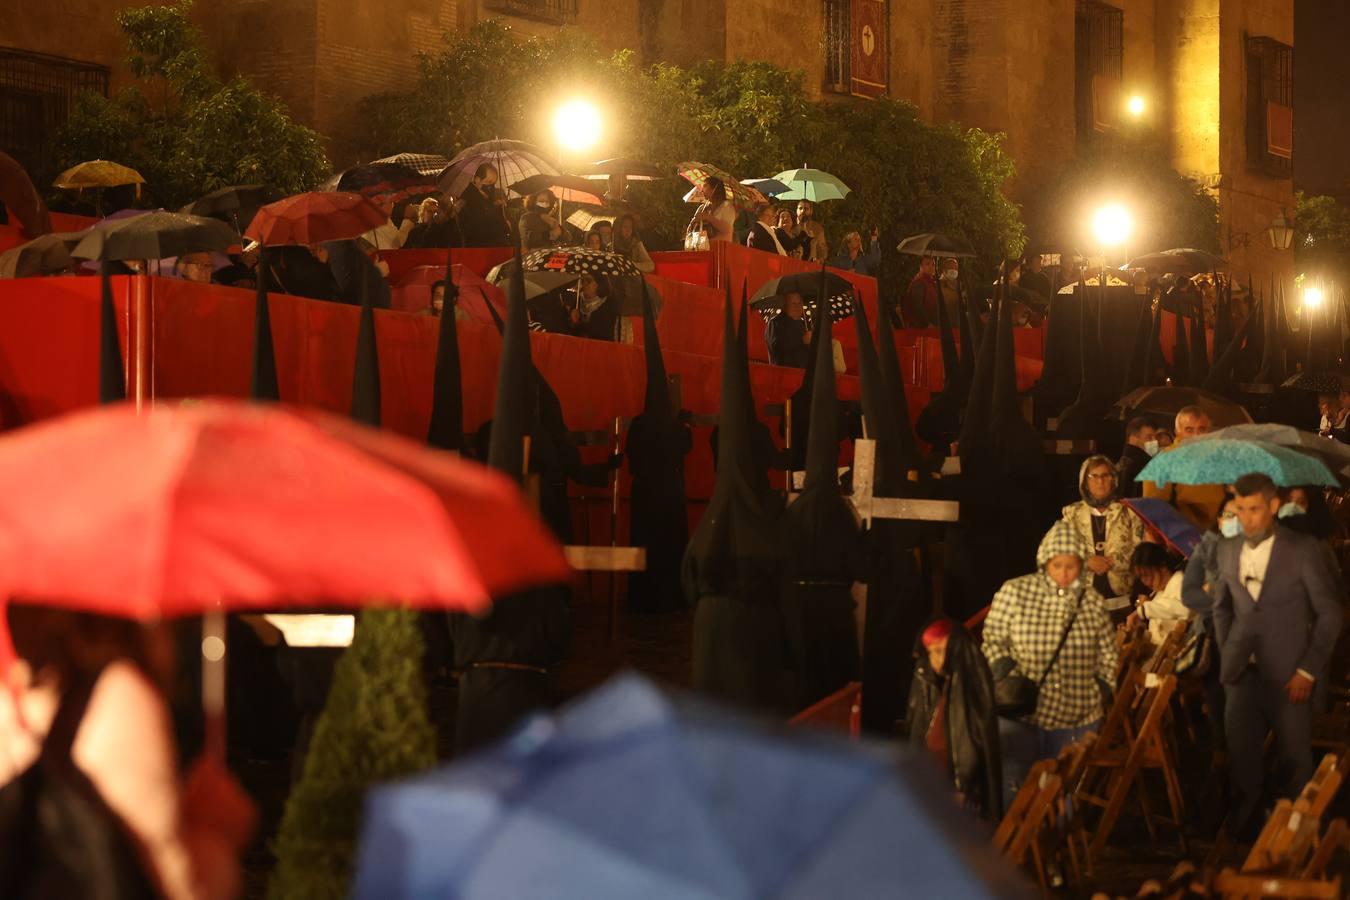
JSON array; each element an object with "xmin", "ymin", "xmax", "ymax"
[
  {"xmin": 438, "ymin": 140, "xmax": 559, "ymax": 199},
  {"xmin": 676, "ymin": 162, "xmax": 768, "ymax": 209},
  {"xmin": 566, "ymin": 207, "xmax": 622, "ymax": 233},
  {"xmin": 771, "ymin": 167, "xmax": 851, "ymax": 203}
]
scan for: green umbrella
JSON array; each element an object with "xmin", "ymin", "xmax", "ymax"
[
  {"xmin": 772, "ymin": 167, "xmax": 851, "ymax": 203},
  {"xmin": 1137, "ymin": 438, "xmax": 1338, "ymax": 488}
]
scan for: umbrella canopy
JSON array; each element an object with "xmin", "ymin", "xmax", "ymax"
[
  {"xmin": 522, "ymin": 245, "xmax": 644, "ymax": 278},
  {"xmin": 565, "ymin": 207, "xmax": 621, "ymax": 233},
  {"xmin": 496, "ymin": 247, "xmax": 660, "ymax": 317},
  {"xmin": 771, "ymin": 167, "xmax": 851, "ymax": 203},
  {"xmin": 53, "ymin": 159, "xmax": 145, "ymax": 192},
  {"xmin": 439, "ymin": 140, "xmax": 559, "ymax": 199},
  {"xmin": 1281, "ymin": 371, "xmax": 1348, "ymax": 394},
  {"xmin": 352, "ymin": 674, "xmax": 1018, "ymax": 900},
  {"xmin": 179, "ymin": 184, "xmax": 269, "ymax": 235},
  {"xmin": 1196, "ymin": 423, "xmax": 1350, "ymax": 485},
  {"xmin": 0, "ymin": 231, "xmax": 86, "ymax": 278},
  {"xmin": 583, "ymin": 158, "xmax": 664, "ymax": 180},
  {"xmin": 321, "ymin": 163, "xmax": 436, "ymax": 212},
  {"xmin": 750, "ymin": 271, "xmax": 856, "ymax": 323},
  {"xmin": 676, "ymin": 162, "xmax": 769, "ymax": 209},
  {"xmin": 1110, "ymin": 385, "xmax": 1253, "ymax": 428},
  {"xmin": 741, "ymin": 178, "xmax": 792, "ymax": 198},
  {"xmin": 1127, "ymin": 248, "xmax": 1226, "ymax": 274},
  {"xmin": 895, "ymin": 233, "xmax": 976, "ymax": 259},
  {"xmin": 1138, "ymin": 438, "xmax": 1338, "ymax": 488},
  {"xmin": 245, "ymin": 192, "xmax": 388, "ymax": 246},
  {"xmin": 0, "ymin": 400, "xmax": 569, "ymax": 619},
  {"xmin": 71, "ymin": 211, "xmax": 238, "ymax": 262},
  {"xmin": 508, "ymin": 173, "xmax": 605, "ymax": 206},
  {"xmin": 0, "ymin": 150, "xmax": 52, "ymax": 236},
  {"xmin": 371, "ymin": 153, "xmax": 452, "ymax": 177},
  {"xmin": 1120, "ymin": 498, "xmax": 1203, "ymax": 559}
]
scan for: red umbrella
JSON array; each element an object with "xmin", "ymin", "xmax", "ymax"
[
  {"xmin": 244, "ymin": 191, "xmax": 388, "ymax": 246},
  {"xmin": 0, "ymin": 400, "xmax": 568, "ymax": 615},
  {"xmin": 0, "ymin": 150, "xmax": 52, "ymax": 237}
]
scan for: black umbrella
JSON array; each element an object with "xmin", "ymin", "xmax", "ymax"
[
  {"xmin": 0, "ymin": 231, "xmax": 88, "ymax": 278},
  {"xmin": 749, "ymin": 271, "xmax": 855, "ymax": 322},
  {"xmin": 1281, "ymin": 371, "xmax": 1349, "ymax": 394},
  {"xmin": 1127, "ymin": 248, "xmax": 1226, "ymax": 274},
  {"xmin": 72, "ymin": 212, "xmax": 238, "ymax": 262},
  {"xmin": 322, "ymin": 163, "xmax": 435, "ymax": 211},
  {"xmin": 515, "ymin": 246, "xmax": 658, "ymax": 317},
  {"xmin": 895, "ymin": 232, "xmax": 976, "ymax": 259},
  {"xmin": 180, "ymin": 185, "xmax": 269, "ymax": 235},
  {"xmin": 507, "ymin": 173, "xmax": 605, "ymax": 205},
  {"xmin": 583, "ymin": 158, "xmax": 664, "ymax": 180}
]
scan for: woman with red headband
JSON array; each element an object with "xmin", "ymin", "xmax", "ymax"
[{"xmin": 905, "ymin": 617, "xmax": 1003, "ymax": 820}]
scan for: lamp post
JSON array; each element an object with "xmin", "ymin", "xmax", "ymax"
[
  {"xmin": 1126, "ymin": 94, "xmax": 1146, "ymax": 119},
  {"xmin": 1268, "ymin": 209, "xmax": 1294, "ymax": 251},
  {"xmin": 552, "ymin": 99, "xmax": 602, "ymax": 235}
]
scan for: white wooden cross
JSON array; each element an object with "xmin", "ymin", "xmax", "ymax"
[{"xmin": 848, "ymin": 438, "xmax": 960, "ymax": 526}]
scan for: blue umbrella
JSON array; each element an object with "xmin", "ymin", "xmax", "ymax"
[
  {"xmin": 352, "ymin": 674, "xmax": 1023, "ymax": 899},
  {"xmin": 1136, "ymin": 438, "xmax": 1339, "ymax": 488},
  {"xmin": 1120, "ymin": 497, "xmax": 1203, "ymax": 559}
]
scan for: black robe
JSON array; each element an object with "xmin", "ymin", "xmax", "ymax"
[
  {"xmin": 264, "ymin": 246, "xmax": 337, "ymax": 301},
  {"xmin": 625, "ymin": 412, "xmax": 693, "ymax": 613},
  {"xmin": 766, "ymin": 314, "xmax": 810, "ymax": 368},
  {"xmin": 325, "ymin": 240, "xmax": 391, "ymax": 309},
  {"xmin": 1117, "ymin": 443, "xmax": 1152, "ymax": 498}
]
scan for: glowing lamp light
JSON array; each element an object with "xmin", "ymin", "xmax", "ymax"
[
  {"xmin": 1304, "ymin": 286, "xmax": 1325, "ymax": 309},
  {"xmin": 553, "ymin": 99, "xmax": 602, "ymax": 153},
  {"xmin": 1126, "ymin": 95, "xmax": 1146, "ymax": 117},
  {"xmin": 1091, "ymin": 204, "xmax": 1134, "ymax": 249}
]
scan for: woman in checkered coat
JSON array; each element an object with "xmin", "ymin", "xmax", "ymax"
[{"xmin": 982, "ymin": 519, "xmax": 1118, "ymax": 807}]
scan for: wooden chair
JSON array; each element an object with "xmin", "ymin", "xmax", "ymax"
[
  {"xmin": 788, "ymin": 682, "xmax": 862, "ymax": 739},
  {"xmin": 1054, "ymin": 734, "xmax": 1098, "ymax": 885},
  {"xmin": 1076, "ymin": 667, "xmax": 1188, "ymax": 860},
  {"xmin": 994, "ymin": 759, "xmax": 1063, "ymax": 896},
  {"xmin": 1212, "ymin": 870, "xmax": 1341, "ymax": 899}
]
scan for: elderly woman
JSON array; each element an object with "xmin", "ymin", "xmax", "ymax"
[
  {"xmin": 982, "ymin": 520, "xmax": 1117, "ymax": 807},
  {"xmin": 1061, "ymin": 455, "xmax": 1145, "ymax": 606}
]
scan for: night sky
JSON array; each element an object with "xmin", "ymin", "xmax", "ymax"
[{"xmin": 1295, "ymin": 3, "xmax": 1350, "ymax": 199}]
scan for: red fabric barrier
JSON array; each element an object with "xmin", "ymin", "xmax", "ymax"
[
  {"xmin": 0, "ymin": 275, "xmax": 129, "ymax": 426},
  {"xmin": 377, "ymin": 247, "xmax": 512, "ymax": 282},
  {"xmin": 650, "ymin": 251, "xmax": 711, "ymax": 287}
]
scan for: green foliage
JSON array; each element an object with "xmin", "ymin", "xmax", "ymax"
[
  {"xmin": 348, "ymin": 20, "xmax": 1024, "ymax": 280},
  {"xmin": 49, "ymin": 0, "xmax": 328, "ymax": 210},
  {"xmin": 1296, "ymin": 192, "xmax": 1350, "ymax": 279},
  {"xmin": 268, "ymin": 609, "xmax": 437, "ymax": 900},
  {"xmin": 1026, "ymin": 136, "xmax": 1220, "ymax": 258}
]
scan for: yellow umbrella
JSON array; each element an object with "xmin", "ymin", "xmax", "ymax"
[{"xmin": 53, "ymin": 160, "xmax": 145, "ymax": 216}]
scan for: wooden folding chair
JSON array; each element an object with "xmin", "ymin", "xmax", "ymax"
[
  {"xmin": 994, "ymin": 759, "xmax": 1062, "ymax": 897},
  {"xmin": 1213, "ymin": 870, "xmax": 1341, "ymax": 899},
  {"xmin": 1054, "ymin": 734, "xmax": 1098, "ymax": 885},
  {"xmin": 1076, "ymin": 668, "xmax": 1188, "ymax": 860}
]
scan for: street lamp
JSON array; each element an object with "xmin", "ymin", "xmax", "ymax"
[
  {"xmin": 1304, "ymin": 285, "xmax": 1325, "ymax": 309},
  {"xmin": 1091, "ymin": 203, "xmax": 1134, "ymax": 251},
  {"xmin": 1126, "ymin": 94, "xmax": 1146, "ymax": 118},
  {"xmin": 553, "ymin": 99, "xmax": 602, "ymax": 154},
  {"xmin": 1268, "ymin": 209, "xmax": 1294, "ymax": 251}
]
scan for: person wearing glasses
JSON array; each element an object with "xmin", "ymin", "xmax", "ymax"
[
  {"xmin": 1060, "ymin": 455, "xmax": 1144, "ymax": 611},
  {"xmin": 1211, "ymin": 473, "xmax": 1344, "ymax": 841}
]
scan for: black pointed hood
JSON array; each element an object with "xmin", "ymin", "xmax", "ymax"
[
  {"xmin": 487, "ymin": 241, "xmax": 532, "ymax": 481},
  {"xmin": 640, "ymin": 285, "xmax": 673, "ymax": 422},
  {"xmin": 1056, "ymin": 281, "xmax": 1114, "ymax": 438},
  {"xmin": 875, "ymin": 281, "xmax": 924, "ymax": 473},
  {"xmin": 1255, "ymin": 282, "xmax": 1286, "ymax": 385},
  {"xmin": 250, "ymin": 247, "xmax": 280, "ymax": 402},
  {"xmin": 1202, "ymin": 311, "xmax": 1254, "ymax": 392},
  {"xmin": 1121, "ymin": 295, "xmax": 1153, "ymax": 396},
  {"xmin": 1170, "ymin": 303, "xmax": 1191, "ymax": 386},
  {"xmin": 1188, "ymin": 292, "xmax": 1209, "ymax": 384},
  {"xmin": 1141, "ymin": 295, "xmax": 1163, "ymax": 387},
  {"xmin": 958, "ymin": 286, "xmax": 998, "ymax": 456},
  {"xmin": 990, "ymin": 280, "xmax": 1019, "ymax": 424},
  {"xmin": 427, "ymin": 259, "xmax": 463, "ymax": 451},
  {"xmin": 99, "ymin": 264, "xmax": 125, "ymax": 404},
  {"xmin": 854, "ymin": 296, "xmax": 908, "ymax": 497},
  {"xmin": 933, "ymin": 270, "xmax": 961, "ymax": 394},
  {"xmin": 350, "ymin": 272, "xmax": 381, "ymax": 426},
  {"xmin": 1213, "ymin": 273, "xmax": 1232, "ymax": 357},
  {"xmin": 803, "ymin": 299, "xmax": 840, "ymax": 489},
  {"xmin": 957, "ymin": 284, "xmax": 976, "ymax": 395},
  {"xmin": 787, "ymin": 269, "xmax": 830, "ymax": 469},
  {"xmin": 683, "ymin": 289, "xmax": 780, "ymax": 593}
]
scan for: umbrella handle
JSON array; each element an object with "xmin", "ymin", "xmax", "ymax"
[{"xmin": 202, "ymin": 609, "xmax": 228, "ymax": 762}]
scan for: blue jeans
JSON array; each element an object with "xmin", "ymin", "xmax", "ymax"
[{"xmin": 998, "ymin": 716, "xmax": 1101, "ymax": 812}]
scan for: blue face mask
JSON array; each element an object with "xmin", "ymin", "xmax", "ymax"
[
  {"xmin": 1278, "ymin": 502, "xmax": 1306, "ymax": 520},
  {"xmin": 1219, "ymin": 517, "xmax": 1241, "ymax": 538}
]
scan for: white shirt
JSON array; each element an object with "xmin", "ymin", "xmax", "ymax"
[{"xmin": 1239, "ymin": 532, "xmax": 1315, "ymax": 681}]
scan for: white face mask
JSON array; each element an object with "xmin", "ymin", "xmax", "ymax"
[
  {"xmin": 1278, "ymin": 502, "xmax": 1306, "ymax": 519},
  {"xmin": 537, "ymin": 200, "xmax": 552, "ymax": 210},
  {"xmin": 1219, "ymin": 517, "xmax": 1242, "ymax": 538},
  {"xmin": 1144, "ymin": 439, "xmax": 1160, "ymax": 457},
  {"xmin": 942, "ymin": 270, "xmax": 958, "ymax": 282}
]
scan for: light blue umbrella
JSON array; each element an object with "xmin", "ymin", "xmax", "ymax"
[
  {"xmin": 771, "ymin": 168, "xmax": 851, "ymax": 203},
  {"xmin": 352, "ymin": 674, "xmax": 1024, "ymax": 900},
  {"xmin": 1136, "ymin": 438, "xmax": 1339, "ymax": 488},
  {"xmin": 1196, "ymin": 423, "xmax": 1350, "ymax": 484}
]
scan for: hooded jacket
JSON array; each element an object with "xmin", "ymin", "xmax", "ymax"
[
  {"xmin": 1061, "ymin": 457, "xmax": 1145, "ymax": 599},
  {"xmin": 981, "ymin": 520, "xmax": 1118, "ymax": 730},
  {"xmin": 906, "ymin": 622, "xmax": 1003, "ymax": 821}
]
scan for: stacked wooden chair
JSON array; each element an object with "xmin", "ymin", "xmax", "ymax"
[{"xmin": 995, "ymin": 734, "xmax": 1098, "ymax": 896}]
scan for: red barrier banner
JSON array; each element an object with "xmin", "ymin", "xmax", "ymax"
[{"xmin": 377, "ymin": 246, "xmax": 512, "ymax": 282}]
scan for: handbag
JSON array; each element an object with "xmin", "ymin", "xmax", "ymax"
[
  {"xmin": 992, "ymin": 601, "xmax": 1082, "ymax": 719},
  {"xmin": 0, "ymin": 668, "xmax": 157, "ymax": 900}
]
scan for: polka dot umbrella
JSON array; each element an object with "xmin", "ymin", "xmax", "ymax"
[
  {"xmin": 749, "ymin": 271, "xmax": 856, "ymax": 323},
  {"xmin": 510, "ymin": 246, "xmax": 660, "ymax": 317}
]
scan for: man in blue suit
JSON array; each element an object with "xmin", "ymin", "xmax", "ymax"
[{"xmin": 1213, "ymin": 473, "xmax": 1344, "ymax": 838}]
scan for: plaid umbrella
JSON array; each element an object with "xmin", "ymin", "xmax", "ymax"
[
  {"xmin": 566, "ymin": 207, "xmax": 621, "ymax": 233},
  {"xmin": 245, "ymin": 192, "xmax": 388, "ymax": 246},
  {"xmin": 0, "ymin": 231, "xmax": 87, "ymax": 278},
  {"xmin": 676, "ymin": 162, "xmax": 768, "ymax": 209},
  {"xmin": 371, "ymin": 153, "xmax": 451, "ymax": 177},
  {"xmin": 321, "ymin": 163, "xmax": 436, "ymax": 212},
  {"xmin": 750, "ymin": 271, "xmax": 856, "ymax": 323},
  {"xmin": 771, "ymin": 167, "xmax": 851, "ymax": 203},
  {"xmin": 439, "ymin": 140, "xmax": 559, "ymax": 199}
]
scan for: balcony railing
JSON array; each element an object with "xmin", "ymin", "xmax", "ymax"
[{"xmin": 483, "ymin": 0, "xmax": 578, "ymax": 25}]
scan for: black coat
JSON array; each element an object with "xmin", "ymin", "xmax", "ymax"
[
  {"xmin": 576, "ymin": 296, "xmax": 620, "ymax": 342},
  {"xmin": 905, "ymin": 623, "xmax": 1003, "ymax": 820},
  {"xmin": 766, "ymin": 314, "xmax": 810, "ymax": 368},
  {"xmin": 1117, "ymin": 443, "xmax": 1152, "ymax": 498},
  {"xmin": 405, "ymin": 219, "xmax": 460, "ymax": 249},
  {"xmin": 325, "ymin": 240, "xmax": 390, "ymax": 308},
  {"xmin": 746, "ymin": 222, "xmax": 783, "ymax": 255},
  {"xmin": 458, "ymin": 184, "xmax": 510, "ymax": 247},
  {"xmin": 264, "ymin": 246, "xmax": 337, "ymax": 301}
]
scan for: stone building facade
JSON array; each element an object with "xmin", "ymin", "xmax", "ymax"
[{"xmin": 2, "ymin": 0, "xmax": 1294, "ymax": 282}]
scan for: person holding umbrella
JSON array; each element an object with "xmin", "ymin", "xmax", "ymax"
[
  {"xmin": 0, "ymin": 606, "xmax": 255, "ymax": 899},
  {"xmin": 765, "ymin": 292, "xmax": 811, "ymax": 369},
  {"xmin": 689, "ymin": 177, "xmax": 735, "ymax": 243},
  {"xmin": 456, "ymin": 163, "xmax": 509, "ymax": 247}
]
